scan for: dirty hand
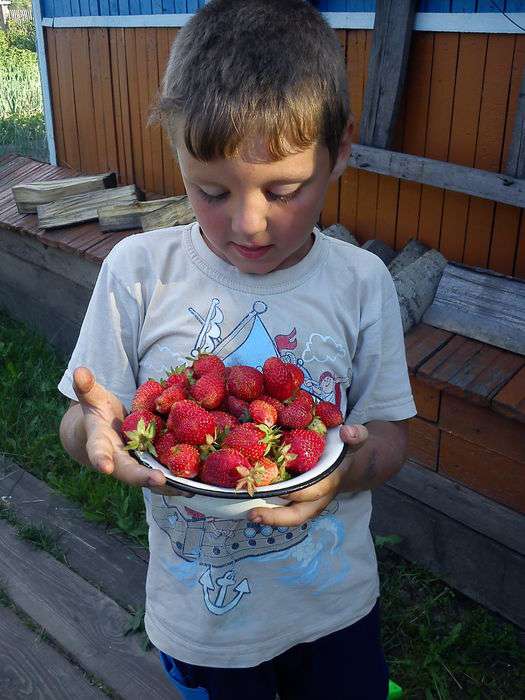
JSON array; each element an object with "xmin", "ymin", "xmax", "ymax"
[
  {"xmin": 72, "ymin": 366, "xmax": 170, "ymax": 490},
  {"xmin": 248, "ymin": 424, "xmax": 368, "ymax": 527}
]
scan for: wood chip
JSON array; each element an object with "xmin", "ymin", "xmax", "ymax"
[
  {"xmin": 98, "ymin": 196, "xmax": 188, "ymax": 231},
  {"xmin": 140, "ymin": 196, "xmax": 195, "ymax": 231},
  {"xmin": 12, "ymin": 172, "xmax": 117, "ymax": 213}
]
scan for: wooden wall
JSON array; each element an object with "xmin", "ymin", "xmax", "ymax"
[{"xmin": 45, "ymin": 27, "xmax": 525, "ymax": 278}]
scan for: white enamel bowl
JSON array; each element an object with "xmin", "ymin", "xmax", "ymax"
[{"xmin": 135, "ymin": 427, "xmax": 347, "ymax": 519}]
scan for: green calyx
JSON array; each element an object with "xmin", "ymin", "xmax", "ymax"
[
  {"xmin": 123, "ymin": 418, "xmax": 158, "ymax": 456},
  {"xmin": 308, "ymin": 417, "xmax": 327, "ymax": 435}
]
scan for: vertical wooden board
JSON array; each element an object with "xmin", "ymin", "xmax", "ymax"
[
  {"xmin": 111, "ymin": 29, "xmax": 134, "ymax": 185},
  {"xmin": 125, "ymin": 30, "xmax": 145, "ymax": 192},
  {"xmin": 418, "ymin": 32, "xmax": 459, "ymax": 252},
  {"xmin": 70, "ymin": 29, "xmax": 99, "ymax": 174},
  {"xmin": 135, "ymin": 29, "xmax": 154, "ymax": 194},
  {"xmin": 502, "ymin": 35, "xmax": 525, "ymax": 171},
  {"xmin": 157, "ymin": 29, "xmax": 175, "ymax": 197},
  {"xmin": 396, "ymin": 32, "xmax": 433, "ymax": 251},
  {"xmin": 321, "ymin": 31, "xmax": 347, "ymax": 228},
  {"xmin": 44, "ymin": 29, "xmax": 66, "ymax": 167},
  {"xmin": 463, "ymin": 199, "xmax": 494, "ymax": 269},
  {"xmin": 488, "ymin": 203, "xmax": 521, "ymax": 275},
  {"xmin": 340, "ymin": 30, "xmax": 368, "ymax": 233},
  {"xmin": 515, "ymin": 210, "xmax": 525, "ymax": 279},
  {"xmin": 54, "ymin": 29, "xmax": 81, "ymax": 171},
  {"xmin": 146, "ymin": 29, "xmax": 164, "ymax": 195},
  {"xmin": 410, "ymin": 375, "xmax": 440, "ymax": 422},
  {"xmin": 88, "ymin": 29, "xmax": 110, "ymax": 172},
  {"xmin": 375, "ymin": 175, "xmax": 399, "ymax": 249},
  {"xmin": 440, "ymin": 33, "xmax": 487, "ymax": 263},
  {"xmin": 89, "ymin": 29, "xmax": 119, "ymax": 176},
  {"xmin": 407, "ymin": 416, "xmax": 440, "ymax": 470}
]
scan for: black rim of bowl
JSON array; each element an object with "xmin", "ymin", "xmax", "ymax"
[{"xmin": 134, "ymin": 442, "xmax": 349, "ymax": 499}]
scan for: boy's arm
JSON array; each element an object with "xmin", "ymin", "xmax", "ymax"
[{"xmin": 248, "ymin": 419, "xmax": 408, "ymax": 526}]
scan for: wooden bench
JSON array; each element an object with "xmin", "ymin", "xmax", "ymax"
[{"xmin": 1, "ymin": 153, "xmax": 524, "ymax": 628}]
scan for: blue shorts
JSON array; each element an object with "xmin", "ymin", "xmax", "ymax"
[{"xmin": 159, "ymin": 600, "xmax": 389, "ymax": 700}]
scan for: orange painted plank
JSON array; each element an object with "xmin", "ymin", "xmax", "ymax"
[
  {"xmin": 135, "ymin": 29, "xmax": 155, "ymax": 194},
  {"xmin": 340, "ymin": 29, "xmax": 369, "ymax": 235},
  {"xmin": 492, "ymin": 364, "xmax": 525, "ymax": 424},
  {"xmin": 157, "ymin": 29, "xmax": 176, "ymax": 197},
  {"xmin": 69, "ymin": 29, "xmax": 98, "ymax": 174},
  {"xmin": 89, "ymin": 29, "xmax": 119, "ymax": 176},
  {"xmin": 53, "ymin": 29, "xmax": 81, "ymax": 170},
  {"xmin": 396, "ymin": 32, "xmax": 434, "ymax": 251},
  {"xmin": 488, "ymin": 203, "xmax": 521, "ymax": 275},
  {"xmin": 110, "ymin": 29, "xmax": 134, "ymax": 185},
  {"xmin": 515, "ymin": 211, "xmax": 525, "ymax": 279},
  {"xmin": 146, "ymin": 29, "xmax": 164, "ymax": 196},
  {"xmin": 125, "ymin": 30, "xmax": 144, "ymax": 192},
  {"xmin": 44, "ymin": 29, "xmax": 66, "ymax": 167},
  {"xmin": 418, "ymin": 32, "xmax": 459, "ymax": 252},
  {"xmin": 375, "ymin": 175, "xmax": 399, "ymax": 249},
  {"xmin": 440, "ymin": 34, "xmax": 487, "ymax": 263}
]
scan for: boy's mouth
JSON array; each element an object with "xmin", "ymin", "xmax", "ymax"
[{"xmin": 232, "ymin": 243, "xmax": 273, "ymax": 259}]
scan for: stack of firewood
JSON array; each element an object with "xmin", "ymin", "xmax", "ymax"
[{"xmin": 11, "ymin": 172, "xmax": 195, "ymax": 232}]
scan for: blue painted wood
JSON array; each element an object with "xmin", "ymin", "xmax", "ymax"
[
  {"xmin": 162, "ymin": 0, "xmax": 175, "ymax": 12},
  {"xmin": 419, "ymin": 0, "xmax": 450, "ymax": 10},
  {"xmin": 451, "ymin": 0, "xmax": 476, "ymax": 10},
  {"xmin": 118, "ymin": 0, "xmax": 129, "ymax": 14},
  {"xmin": 152, "ymin": 0, "xmax": 163, "ymax": 13},
  {"xmin": 476, "ymin": 0, "xmax": 499, "ymax": 10},
  {"xmin": 77, "ymin": 0, "xmax": 90, "ymax": 16},
  {"xmin": 99, "ymin": 0, "xmax": 110, "ymax": 15},
  {"xmin": 69, "ymin": 0, "xmax": 81, "ymax": 15},
  {"xmin": 88, "ymin": 0, "xmax": 99, "ymax": 15},
  {"xmin": 41, "ymin": 0, "xmax": 54, "ymax": 16},
  {"xmin": 505, "ymin": 1, "xmax": 525, "ymax": 11},
  {"xmin": 140, "ymin": 0, "xmax": 153, "ymax": 13},
  {"xmin": 346, "ymin": 1, "xmax": 372, "ymax": 9},
  {"xmin": 174, "ymin": 0, "xmax": 186, "ymax": 12}
]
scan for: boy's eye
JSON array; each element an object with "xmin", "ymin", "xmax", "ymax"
[
  {"xmin": 198, "ymin": 189, "xmax": 228, "ymax": 204},
  {"xmin": 267, "ymin": 189, "xmax": 300, "ymax": 204}
]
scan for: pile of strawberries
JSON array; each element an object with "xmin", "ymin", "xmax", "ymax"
[{"xmin": 121, "ymin": 354, "xmax": 343, "ymax": 496}]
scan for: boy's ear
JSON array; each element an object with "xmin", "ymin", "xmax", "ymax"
[{"xmin": 329, "ymin": 119, "xmax": 354, "ymax": 182}]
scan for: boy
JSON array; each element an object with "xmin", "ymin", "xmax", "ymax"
[{"xmin": 59, "ymin": 1, "xmax": 416, "ymax": 698}]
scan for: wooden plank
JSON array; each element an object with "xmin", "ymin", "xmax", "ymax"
[
  {"xmin": 125, "ymin": 30, "xmax": 145, "ymax": 191},
  {"xmin": 503, "ymin": 36, "xmax": 525, "ymax": 175},
  {"xmin": 410, "ymin": 375, "xmax": 440, "ymax": 421},
  {"xmin": 488, "ymin": 202, "xmax": 521, "ymax": 275},
  {"xmin": 12, "ymin": 172, "xmax": 117, "ymax": 213},
  {"xmin": 388, "ymin": 459, "xmax": 525, "ymax": 557},
  {"xmin": 70, "ymin": 28, "xmax": 98, "ymax": 174},
  {"xmin": 505, "ymin": 69, "xmax": 525, "ymax": 178},
  {"xmin": 440, "ymin": 432, "xmax": 525, "ymax": 514},
  {"xmin": 360, "ymin": 0, "xmax": 417, "ymax": 149},
  {"xmin": 422, "ymin": 263, "xmax": 525, "ymax": 355},
  {"xmin": 515, "ymin": 210, "xmax": 525, "ymax": 279},
  {"xmin": 44, "ymin": 28, "xmax": 67, "ymax": 166},
  {"xmin": 349, "ymin": 142, "xmax": 525, "ymax": 209},
  {"xmin": 54, "ymin": 29, "xmax": 81, "ymax": 170},
  {"xmin": 407, "ymin": 417, "xmax": 439, "ymax": 470},
  {"xmin": 37, "ymin": 185, "xmax": 138, "ymax": 229},
  {"xmin": 0, "ymin": 606, "xmax": 107, "ymax": 700},
  {"xmin": 440, "ymin": 33, "xmax": 487, "ymax": 263},
  {"xmin": 135, "ymin": 28, "xmax": 155, "ymax": 194},
  {"xmin": 439, "ymin": 393, "xmax": 525, "ymax": 464},
  {"xmin": 110, "ymin": 28, "xmax": 135, "ymax": 185},
  {"xmin": 492, "ymin": 365, "xmax": 525, "ymax": 423},
  {"xmin": 84, "ymin": 230, "xmax": 136, "ymax": 262},
  {"xmin": 146, "ymin": 27, "xmax": 164, "ymax": 196},
  {"xmin": 0, "ymin": 521, "xmax": 179, "ymax": 699},
  {"xmin": 404, "ymin": 323, "xmax": 454, "ymax": 373},
  {"xmin": 417, "ymin": 334, "xmax": 486, "ymax": 391},
  {"xmin": 372, "ymin": 483, "xmax": 525, "ymax": 629},
  {"xmin": 89, "ymin": 28, "xmax": 119, "ymax": 176},
  {"xmin": 0, "ymin": 459, "xmax": 148, "ymax": 608},
  {"xmin": 37, "ymin": 223, "xmax": 108, "ymax": 253}
]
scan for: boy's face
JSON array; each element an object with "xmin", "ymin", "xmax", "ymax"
[{"xmin": 176, "ymin": 136, "xmax": 342, "ymax": 275}]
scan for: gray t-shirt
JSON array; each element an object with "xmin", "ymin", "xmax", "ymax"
[{"xmin": 58, "ymin": 222, "xmax": 416, "ymax": 668}]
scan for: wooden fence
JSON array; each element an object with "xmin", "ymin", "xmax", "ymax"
[{"xmin": 44, "ymin": 27, "xmax": 525, "ymax": 278}]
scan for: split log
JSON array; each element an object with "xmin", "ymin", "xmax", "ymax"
[
  {"xmin": 361, "ymin": 239, "xmax": 396, "ymax": 266},
  {"xmin": 388, "ymin": 238, "xmax": 429, "ymax": 277},
  {"xmin": 140, "ymin": 196, "xmax": 195, "ymax": 232},
  {"xmin": 322, "ymin": 223, "xmax": 359, "ymax": 246},
  {"xmin": 392, "ymin": 249, "xmax": 447, "ymax": 334},
  {"xmin": 37, "ymin": 185, "xmax": 140, "ymax": 230},
  {"xmin": 97, "ymin": 196, "xmax": 188, "ymax": 231},
  {"xmin": 12, "ymin": 172, "xmax": 117, "ymax": 214}
]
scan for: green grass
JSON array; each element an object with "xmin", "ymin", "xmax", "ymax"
[
  {"xmin": 0, "ymin": 20, "xmax": 48, "ymax": 161},
  {"xmin": 0, "ymin": 307, "xmax": 524, "ymax": 698}
]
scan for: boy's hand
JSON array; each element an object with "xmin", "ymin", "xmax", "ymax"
[
  {"xmin": 72, "ymin": 367, "xmax": 168, "ymax": 490},
  {"xmin": 248, "ymin": 424, "xmax": 368, "ymax": 527}
]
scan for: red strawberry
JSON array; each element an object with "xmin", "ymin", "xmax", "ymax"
[
  {"xmin": 278, "ymin": 401, "xmax": 313, "ymax": 429},
  {"xmin": 235, "ymin": 456, "xmax": 279, "ymax": 496},
  {"xmin": 315, "ymin": 401, "xmax": 343, "ymax": 427},
  {"xmin": 155, "ymin": 384, "xmax": 187, "ymax": 414},
  {"xmin": 262, "ymin": 357, "xmax": 294, "ymax": 401},
  {"xmin": 167, "ymin": 400, "xmax": 216, "ymax": 446},
  {"xmin": 165, "ymin": 444, "xmax": 201, "ymax": 478},
  {"xmin": 210, "ymin": 410, "xmax": 238, "ymax": 432},
  {"xmin": 200, "ymin": 448, "xmax": 251, "ymax": 489},
  {"xmin": 190, "ymin": 373, "xmax": 226, "ymax": 410},
  {"xmin": 293, "ymin": 389, "xmax": 315, "ymax": 411},
  {"xmin": 224, "ymin": 395, "xmax": 251, "ymax": 422},
  {"xmin": 154, "ymin": 431, "xmax": 178, "ymax": 465},
  {"xmin": 281, "ymin": 428, "xmax": 326, "ymax": 473},
  {"xmin": 192, "ymin": 353, "xmax": 225, "ymax": 378},
  {"xmin": 223, "ymin": 424, "xmax": 269, "ymax": 463},
  {"xmin": 165, "ymin": 366, "xmax": 191, "ymax": 391},
  {"xmin": 258, "ymin": 394, "xmax": 284, "ymax": 413},
  {"xmin": 121, "ymin": 410, "xmax": 164, "ymax": 455},
  {"xmin": 131, "ymin": 380, "xmax": 164, "ymax": 413},
  {"xmin": 249, "ymin": 399, "xmax": 277, "ymax": 427},
  {"xmin": 226, "ymin": 365, "xmax": 264, "ymax": 401},
  {"xmin": 288, "ymin": 364, "xmax": 304, "ymax": 392}
]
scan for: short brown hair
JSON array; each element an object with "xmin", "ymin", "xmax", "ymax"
[{"xmin": 155, "ymin": 0, "xmax": 350, "ymax": 166}]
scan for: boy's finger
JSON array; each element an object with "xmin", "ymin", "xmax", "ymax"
[
  {"xmin": 339, "ymin": 424, "xmax": 368, "ymax": 451},
  {"xmin": 73, "ymin": 366, "xmax": 107, "ymax": 410},
  {"xmin": 249, "ymin": 495, "xmax": 330, "ymax": 527},
  {"xmin": 85, "ymin": 431, "xmax": 116, "ymax": 474},
  {"xmin": 112, "ymin": 450, "xmax": 166, "ymax": 488}
]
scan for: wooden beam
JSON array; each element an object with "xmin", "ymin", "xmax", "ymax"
[
  {"xmin": 505, "ymin": 68, "xmax": 525, "ymax": 179},
  {"xmin": 349, "ymin": 144, "xmax": 525, "ymax": 208},
  {"xmin": 360, "ymin": 0, "xmax": 418, "ymax": 148}
]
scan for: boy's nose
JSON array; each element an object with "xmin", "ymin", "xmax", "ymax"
[{"xmin": 230, "ymin": 194, "xmax": 268, "ymax": 240}]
